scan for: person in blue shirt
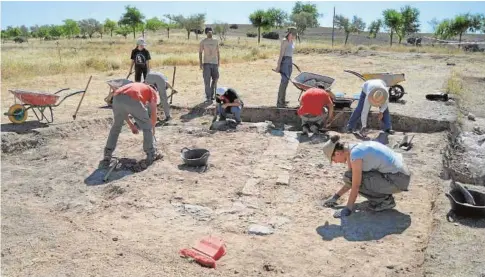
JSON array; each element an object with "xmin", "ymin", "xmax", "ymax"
[{"xmin": 321, "ymin": 135, "xmax": 411, "ymax": 218}]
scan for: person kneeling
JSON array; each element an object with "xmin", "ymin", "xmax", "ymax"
[
  {"xmin": 215, "ymin": 87, "xmax": 243, "ymax": 124},
  {"xmin": 297, "ymin": 85, "xmax": 335, "ymax": 135},
  {"xmin": 321, "ymin": 135, "xmax": 411, "ymax": 218},
  {"xmin": 100, "ymin": 82, "xmax": 163, "ymax": 168}
]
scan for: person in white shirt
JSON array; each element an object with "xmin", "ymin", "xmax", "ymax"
[{"xmin": 345, "ymin": 79, "xmax": 394, "ymax": 135}]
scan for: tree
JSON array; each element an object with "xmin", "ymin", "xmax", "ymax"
[
  {"xmin": 249, "ymin": 9, "xmax": 286, "ymax": 44},
  {"xmin": 164, "ymin": 15, "xmax": 179, "ymax": 39},
  {"xmin": 334, "ymin": 15, "xmax": 364, "ymax": 45},
  {"xmin": 170, "ymin": 14, "xmax": 205, "ymax": 40},
  {"xmin": 104, "ymin": 19, "xmax": 117, "ymax": 37},
  {"xmin": 78, "ymin": 19, "xmax": 101, "ymax": 38},
  {"xmin": 368, "ymin": 19, "xmax": 382, "ymax": 38},
  {"xmin": 49, "ymin": 25, "xmax": 64, "ymax": 38},
  {"xmin": 435, "ymin": 14, "xmax": 483, "ymax": 47},
  {"xmin": 266, "ymin": 8, "xmax": 287, "ymax": 28},
  {"xmin": 146, "ymin": 17, "xmax": 164, "ymax": 34},
  {"xmin": 20, "ymin": 25, "xmax": 29, "ymax": 37},
  {"xmin": 6, "ymin": 26, "xmax": 22, "ymax": 38},
  {"xmin": 290, "ymin": 2, "xmax": 320, "ymax": 42},
  {"xmin": 383, "ymin": 9, "xmax": 403, "ymax": 46},
  {"xmin": 397, "ymin": 5, "xmax": 420, "ymax": 44},
  {"xmin": 292, "ymin": 2, "xmax": 320, "ymax": 20},
  {"xmin": 214, "ymin": 21, "xmax": 229, "ymax": 41},
  {"xmin": 63, "ymin": 19, "xmax": 80, "ymax": 39},
  {"xmin": 116, "ymin": 25, "xmax": 131, "ymax": 39},
  {"xmin": 37, "ymin": 25, "xmax": 51, "ymax": 39},
  {"xmin": 119, "ymin": 5, "xmax": 145, "ymax": 39}
]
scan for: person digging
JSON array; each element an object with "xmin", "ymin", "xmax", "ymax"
[
  {"xmin": 215, "ymin": 87, "xmax": 243, "ymax": 124},
  {"xmin": 298, "ymin": 84, "xmax": 335, "ymax": 136},
  {"xmin": 321, "ymin": 135, "xmax": 411, "ymax": 218},
  {"xmin": 100, "ymin": 82, "xmax": 163, "ymax": 169},
  {"xmin": 345, "ymin": 79, "xmax": 394, "ymax": 137},
  {"xmin": 144, "ymin": 71, "xmax": 177, "ymax": 122}
]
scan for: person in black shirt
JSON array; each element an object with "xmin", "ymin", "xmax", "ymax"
[
  {"xmin": 215, "ymin": 87, "xmax": 243, "ymax": 124},
  {"xmin": 129, "ymin": 38, "xmax": 151, "ymax": 82}
]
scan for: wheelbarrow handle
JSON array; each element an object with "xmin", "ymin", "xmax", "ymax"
[
  {"xmin": 292, "ymin": 63, "xmax": 302, "ymax": 73},
  {"xmin": 54, "ymin": 88, "xmax": 70, "ymax": 94},
  {"xmin": 181, "ymin": 147, "xmax": 191, "ymax": 153}
]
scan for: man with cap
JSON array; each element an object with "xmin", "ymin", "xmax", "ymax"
[
  {"xmin": 199, "ymin": 27, "xmax": 220, "ymax": 102},
  {"xmin": 100, "ymin": 82, "xmax": 163, "ymax": 168},
  {"xmin": 144, "ymin": 71, "xmax": 177, "ymax": 121},
  {"xmin": 274, "ymin": 27, "xmax": 297, "ymax": 108},
  {"xmin": 345, "ymin": 79, "xmax": 394, "ymax": 136},
  {"xmin": 129, "ymin": 38, "xmax": 151, "ymax": 82},
  {"xmin": 298, "ymin": 84, "xmax": 335, "ymax": 135},
  {"xmin": 215, "ymin": 87, "xmax": 243, "ymax": 124},
  {"xmin": 320, "ymin": 134, "xmax": 411, "ymax": 218}
]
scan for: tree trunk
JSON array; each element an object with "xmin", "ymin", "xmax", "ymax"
[
  {"xmin": 167, "ymin": 28, "xmax": 170, "ymax": 39},
  {"xmin": 390, "ymin": 30, "xmax": 393, "ymax": 46},
  {"xmin": 110, "ymin": 30, "xmax": 113, "ymax": 37},
  {"xmin": 257, "ymin": 26, "xmax": 261, "ymax": 44},
  {"xmin": 133, "ymin": 27, "xmax": 136, "ymax": 39},
  {"xmin": 196, "ymin": 32, "xmax": 199, "ymax": 40},
  {"xmin": 345, "ymin": 32, "xmax": 349, "ymax": 45},
  {"xmin": 142, "ymin": 30, "xmax": 145, "ymax": 38},
  {"xmin": 459, "ymin": 32, "xmax": 462, "ymax": 48},
  {"xmin": 187, "ymin": 30, "xmax": 190, "ymax": 40}
]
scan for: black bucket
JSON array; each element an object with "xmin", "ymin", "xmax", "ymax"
[
  {"xmin": 445, "ymin": 188, "xmax": 485, "ymax": 218},
  {"xmin": 180, "ymin": 147, "xmax": 210, "ymax": 167},
  {"xmin": 334, "ymin": 98, "xmax": 353, "ymax": 109}
]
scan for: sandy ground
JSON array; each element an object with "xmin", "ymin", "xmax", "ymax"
[
  {"xmin": 2, "ymin": 51, "xmax": 485, "ymax": 277},
  {"xmin": 2, "ymin": 111, "xmax": 446, "ymax": 277}
]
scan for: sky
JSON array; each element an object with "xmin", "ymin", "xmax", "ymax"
[{"xmin": 1, "ymin": 1, "xmax": 485, "ymax": 33}]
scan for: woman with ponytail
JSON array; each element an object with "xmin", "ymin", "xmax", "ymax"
[{"xmin": 321, "ymin": 135, "xmax": 411, "ymax": 218}]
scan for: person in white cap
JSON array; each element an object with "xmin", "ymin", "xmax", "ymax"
[
  {"xmin": 199, "ymin": 27, "xmax": 220, "ymax": 102},
  {"xmin": 345, "ymin": 79, "xmax": 394, "ymax": 136},
  {"xmin": 215, "ymin": 87, "xmax": 243, "ymax": 124},
  {"xmin": 129, "ymin": 38, "xmax": 151, "ymax": 82},
  {"xmin": 320, "ymin": 135, "xmax": 411, "ymax": 218}
]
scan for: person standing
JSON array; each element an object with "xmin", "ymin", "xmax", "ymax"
[
  {"xmin": 199, "ymin": 27, "xmax": 220, "ymax": 103},
  {"xmin": 274, "ymin": 27, "xmax": 297, "ymax": 108},
  {"xmin": 100, "ymin": 82, "xmax": 162, "ymax": 168},
  {"xmin": 129, "ymin": 38, "xmax": 151, "ymax": 82},
  {"xmin": 297, "ymin": 85, "xmax": 335, "ymax": 135},
  {"xmin": 345, "ymin": 79, "xmax": 394, "ymax": 136}
]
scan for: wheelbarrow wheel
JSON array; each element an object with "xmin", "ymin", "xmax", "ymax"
[
  {"xmin": 7, "ymin": 104, "xmax": 28, "ymax": 124},
  {"xmin": 389, "ymin": 85, "xmax": 405, "ymax": 101}
]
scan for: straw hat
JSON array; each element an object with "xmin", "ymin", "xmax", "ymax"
[{"xmin": 368, "ymin": 86, "xmax": 389, "ymax": 107}]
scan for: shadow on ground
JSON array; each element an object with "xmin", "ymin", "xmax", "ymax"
[
  {"xmin": 180, "ymin": 102, "xmax": 212, "ymax": 122},
  {"xmin": 84, "ymin": 158, "xmax": 146, "ymax": 186},
  {"xmin": 177, "ymin": 164, "xmax": 209, "ymax": 173},
  {"xmin": 1, "ymin": 121, "xmax": 49, "ymax": 134},
  {"xmin": 316, "ymin": 209, "xmax": 412, "ymax": 241}
]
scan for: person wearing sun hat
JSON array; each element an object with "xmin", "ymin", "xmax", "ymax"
[
  {"xmin": 129, "ymin": 38, "xmax": 151, "ymax": 82},
  {"xmin": 345, "ymin": 79, "xmax": 393, "ymax": 136},
  {"xmin": 215, "ymin": 87, "xmax": 243, "ymax": 124},
  {"xmin": 320, "ymin": 134, "xmax": 411, "ymax": 218}
]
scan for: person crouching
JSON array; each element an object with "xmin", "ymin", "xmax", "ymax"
[
  {"xmin": 321, "ymin": 135, "xmax": 411, "ymax": 218},
  {"xmin": 297, "ymin": 84, "xmax": 335, "ymax": 135},
  {"xmin": 100, "ymin": 82, "xmax": 163, "ymax": 168},
  {"xmin": 215, "ymin": 87, "xmax": 243, "ymax": 124}
]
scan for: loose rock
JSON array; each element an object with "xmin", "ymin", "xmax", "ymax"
[
  {"xmin": 468, "ymin": 113, "xmax": 476, "ymax": 121},
  {"xmin": 248, "ymin": 224, "xmax": 274, "ymax": 235},
  {"xmin": 183, "ymin": 204, "xmax": 213, "ymax": 221}
]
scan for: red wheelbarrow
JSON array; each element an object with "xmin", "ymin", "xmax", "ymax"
[{"xmin": 4, "ymin": 76, "xmax": 92, "ymax": 124}]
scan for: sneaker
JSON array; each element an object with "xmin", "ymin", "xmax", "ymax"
[
  {"xmin": 146, "ymin": 152, "xmax": 163, "ymax": 166},
  {"xmin": 385, "ymin": 129, "xmax": 395, "ymax": 135},
  {"xmin": 310, "ymin": 125, "xmax": 319, "ymax": 134},
  {"xmin": 302, "ymin": 125, "xmax": 310, "ymax": 135},
  {"xmin": 368, "ymin": 196, "xmax": 396, "ymax": 212}
]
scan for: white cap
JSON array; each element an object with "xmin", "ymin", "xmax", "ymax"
[
  {"xmin": 216, "ymin": 87, "xmax": 227, "ymax": 95},
  {"xmin": 136, "ymin": 38, "xmax": 147, "ymax": 46}
]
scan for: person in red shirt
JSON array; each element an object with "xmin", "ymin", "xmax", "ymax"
[
  {"xmin": 100, "ymin": 82, "xmax": 163, "ymax": 168},
  {"xmin": 297, "ymin": 85, "xmax": 335, "ymax": 135}
]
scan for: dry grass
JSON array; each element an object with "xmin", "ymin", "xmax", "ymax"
[{"xmin": 1, "ymin": 29, "xmax": 482, "ymax": 81}]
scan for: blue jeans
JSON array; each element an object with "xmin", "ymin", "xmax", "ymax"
[
  {"xmin": 346, "ymin": 91, "xmax": 392, "ymax": 131},
  {"xmin": 217, "ymin": 104, "xmax": 241, "ymax": 122},
  {"xmin": 277, "ymin": 56, "xmax": 292, "ymax": 107}
]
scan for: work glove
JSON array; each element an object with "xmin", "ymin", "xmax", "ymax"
[
  {"xmin": 323, "ymin": 194, "xmax": 340, "ymax": 207},
  {"xmin": 333, "ymin": 207, "xmax": 352, "ymax": 218}
]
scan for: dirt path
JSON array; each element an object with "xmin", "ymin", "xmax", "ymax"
[{"xmin": 2, "ymin": 112, "xmax": 447, "ymax": 277}]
